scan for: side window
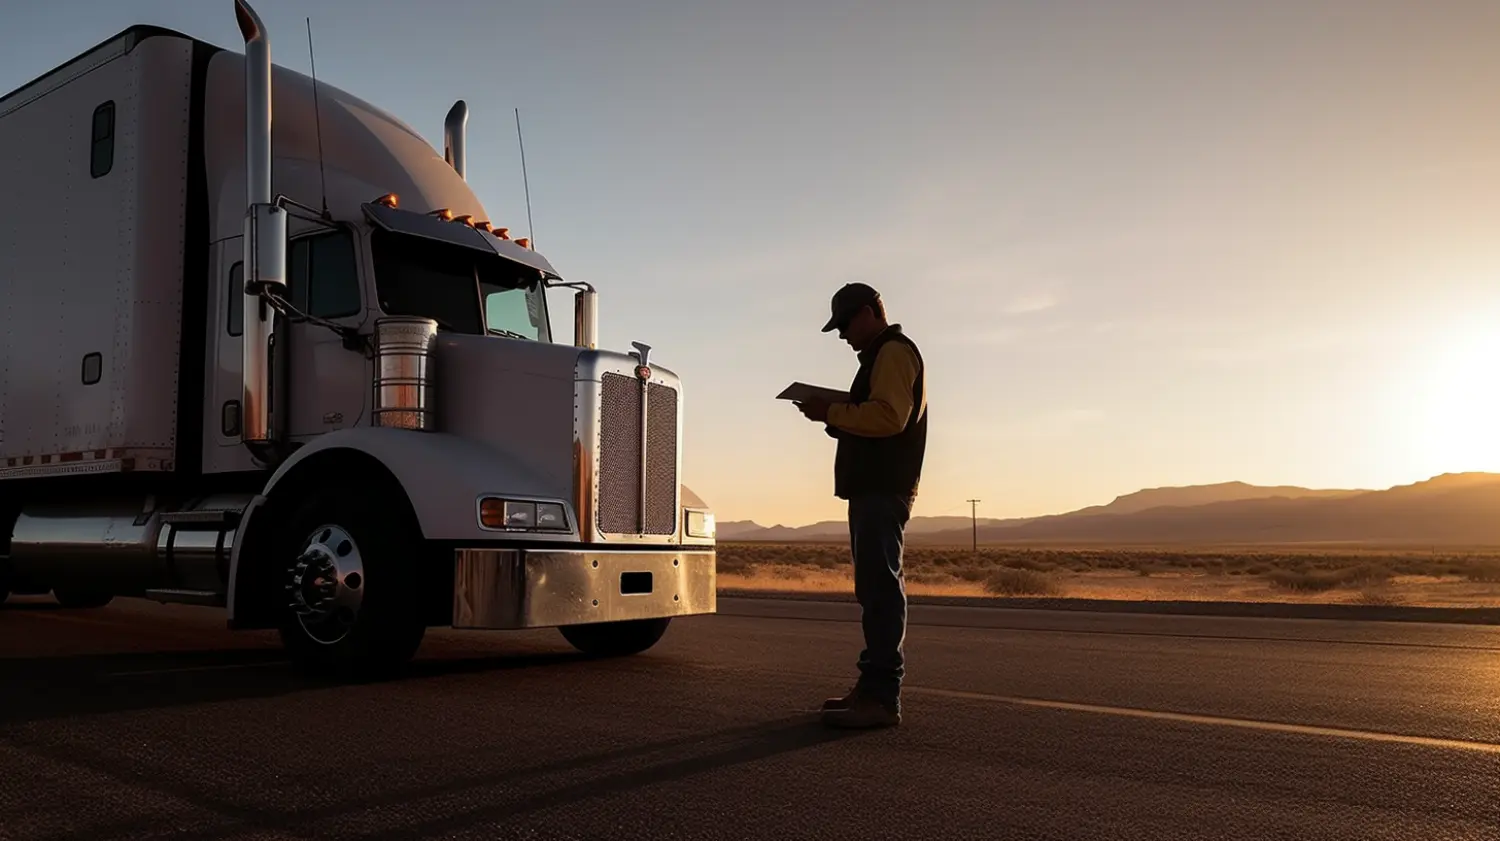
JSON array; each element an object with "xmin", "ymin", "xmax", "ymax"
[
  {"xmin": 288, "ymin": 230, "xmax": 362, "ymax": 318},
  {"xmin": 484, "ymin": 288, "xmax": 546, "ymax": 341},
  {"xmin": 226, "ymin": 262, "xmax": 243, "ymax": 336},
  {"xmin": 90, "ymin": 101, "xmax": 114, "ymax": 178}
]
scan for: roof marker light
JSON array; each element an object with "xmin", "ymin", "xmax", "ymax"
[
  {"xmin": 515, "ymin": 238, "xmax": 531, "ymax": 249},
  {"xmin": 373, "ymin": 193, "xmax": 399, "ymax": 208},
  {"xmin": 429, "ymin": 208, "xmax": 454, "ymax": 221}
]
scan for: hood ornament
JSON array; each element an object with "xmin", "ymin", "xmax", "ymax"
[{"xmin": 630, "ymin": 341, "xmax": 653, "ymax": 381}]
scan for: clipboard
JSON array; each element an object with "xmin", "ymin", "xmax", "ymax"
[{"xmin": 776, "ymin": 382, "xmax": 850, "ymax": 404}]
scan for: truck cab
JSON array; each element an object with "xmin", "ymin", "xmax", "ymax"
[{"xmin": 0, "ymin": 0, "xmax": 716, "ymax": 677}]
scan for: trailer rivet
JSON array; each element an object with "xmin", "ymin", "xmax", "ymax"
[
  {"xmin": 592, "ymin": 560, "xmax": 599, "ymax": 568},
  {"xmin": 592, "ymin": 599, "xmax": 599, "ymax": 607}
]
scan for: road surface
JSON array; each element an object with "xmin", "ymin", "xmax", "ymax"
[{"xmin": 3, "ymin": 594, "xmax": 1499, "ymax": 840}]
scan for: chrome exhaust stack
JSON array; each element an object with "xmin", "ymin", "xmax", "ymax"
[
  {"xmin": 444, "ymin": 100, "xmax": 468, "ymax": 179},
  {"xmin": 235, "ymin": 0, "xmax": 289, "ymax": 465},
  {"xmin": 573, "ymin": 287, "xmax": 598, "ymax": 350}
]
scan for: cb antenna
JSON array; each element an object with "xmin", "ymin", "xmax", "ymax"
[
  {"xmin": 515, "ymin": 107, "xmax": 535, "ymax": 247},
  {"xmin": 306, "ymin": 17, "xmax": 330, "ymax": 219}
]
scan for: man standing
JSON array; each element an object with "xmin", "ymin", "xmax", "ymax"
[{"xmin": 794, "ymin": 282, "xmax": 927, "ymax": 729}]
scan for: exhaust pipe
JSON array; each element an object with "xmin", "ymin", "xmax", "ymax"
[
  {"xmin": 234, "ymin": 0, "xmax": 289, "ymax": 465},
  {"xmin": 444, "ymin": 100, "xmax": 468, "ymax": 179},
  {"xmin": 573, "ymin": 288, "xmax": 598, "ymax": 350}
]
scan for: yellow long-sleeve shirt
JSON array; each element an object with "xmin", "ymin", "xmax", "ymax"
[{"xmin": 826, "ymin": 340, "xmax": 922, "ymax": 438}]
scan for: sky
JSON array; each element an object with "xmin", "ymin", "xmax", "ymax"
[{"xmin": 5, "ymin": 0, "xmax": 1500, "ymax": 527}]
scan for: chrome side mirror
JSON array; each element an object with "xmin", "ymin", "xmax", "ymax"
[{"xmin": 244, "ymin": 203, "xmax": 288, "ymax": 294}]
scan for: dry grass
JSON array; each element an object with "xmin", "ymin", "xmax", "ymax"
[
  {"xmin": 1265, "ymin": 564, "xmax": 1392, "ymax": 593},
  {"xmin": 983, "ymin": 568, "xmax": 1063, "ymax": 597},
  {"xmin": 1466, "ymin": 561, "xmax": 1500, "ymax": 583},
  {"xmin": 716, "ymin": 542, "xmax": 1500, "ymax": 608}
]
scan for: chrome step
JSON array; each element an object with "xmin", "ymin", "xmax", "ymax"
[
  {"xmin": 160, "ymin": 510, "xmax": 241, "ymax": 529},
  {"xmin": 144, "ymin": 588, "xmax": 226, "ymax": 607}
]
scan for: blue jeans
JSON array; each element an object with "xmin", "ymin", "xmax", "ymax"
[{"xmin": 848, "ymin": 494, "xmax": 911, "ymax": 708}]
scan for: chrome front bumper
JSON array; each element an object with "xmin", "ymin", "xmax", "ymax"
[{"xmin": 451, "ymin": 548, "xmax": 716, "ymax": 630}]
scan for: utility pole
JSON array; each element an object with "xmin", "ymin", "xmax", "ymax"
[{"xmin": 966, "ymin": 499, "xmax": 981, "ymax": 553}]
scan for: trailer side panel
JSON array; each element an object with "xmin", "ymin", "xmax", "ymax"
[{"xmin": 0, "ymin": 34, "xmax": 195, "ymax": 476}]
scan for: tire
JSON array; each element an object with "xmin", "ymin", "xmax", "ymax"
[
  {"xmin": 272, "ymin": 482, "xmax": 427, "ymax": 679},
  {"xmin": 53, "ymin": 588, "xmax": 114, "ymax": 609},
  {"xmin": 559, "ymin": 617, "xmax": 672, "ymax": 657}
]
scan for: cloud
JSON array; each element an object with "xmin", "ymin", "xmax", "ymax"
[
  {"xmin": 957, "ymin": 327, "xmax": 1023, "ymax": 346},
  {"xmin": 951, "ymin": 408, "xmax": 1105, "ymax": 442},
  {"xmin": 1008, "ymin": 408, "xmax": 1105, "ymax": 441},
  {"xmin": 1004, "ymin": 293, "xmax": 1060, "ymax": 314},
  {"xmin": 1037, "ymin": 408, "xmax": 1106, "ymax": 428},
  {"xmin": 1183, "ymin": 329, "xmax": 1371, "ymax": 365},
  {"xmin": 934, "ymin": 319, "xmax": 1087, "ymax": 351},
  {"xmin": 1078, "ymin": 316, "xmax": 1377, "ymax": 366}
]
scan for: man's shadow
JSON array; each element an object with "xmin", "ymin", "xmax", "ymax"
[{"xmin": 22, "ymin": 711, "xmax": 867, "ymax": 841}]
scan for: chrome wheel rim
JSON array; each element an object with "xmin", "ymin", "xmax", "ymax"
[{"xmin": 287, "ymin": 524, "xmax": 365, "ymax": 645}]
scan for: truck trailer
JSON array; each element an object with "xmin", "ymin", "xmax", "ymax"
[{"xmin": 0, "ymin": 0, "xmax": 717, "ymax": 675}]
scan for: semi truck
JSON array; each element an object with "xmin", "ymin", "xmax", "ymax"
[{"xmin": 0, "ymin": 0, "xmax": 717, "ymax": 675}]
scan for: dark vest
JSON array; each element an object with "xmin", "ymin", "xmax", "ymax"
[{"xmin": 829, "ymin": 324, "xmax": 927, "ymax": 503}]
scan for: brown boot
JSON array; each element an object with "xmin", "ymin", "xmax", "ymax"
[
  {"xmin": 822, "ymin": 685, "xmax": 863, "ymax": 711},
  {"xmin": 821, "ymin": 695, "xmax": 901, "ymax": 729}
]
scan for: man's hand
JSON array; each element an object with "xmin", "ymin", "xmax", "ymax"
[{"xmin": 794, "ymin": 398, "xmax": 832, "ymax": 424}]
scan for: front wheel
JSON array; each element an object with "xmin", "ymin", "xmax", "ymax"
[
  {"xmin": 559, "ymin": 617, "xmax": 672, "ymax": 657},
  {"xmin": 273, "ymin": 484, "xmax": 427, "ymax": 679}
]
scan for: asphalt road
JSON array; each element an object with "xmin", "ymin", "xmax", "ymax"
[{"xmin": 4, "ymin": 595, "xmax": 1500, "ymax": 841}]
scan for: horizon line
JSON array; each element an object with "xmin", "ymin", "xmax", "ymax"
[{"xmin": 719, "ymin": 469, "xmax": 1500, "ymax": 529}]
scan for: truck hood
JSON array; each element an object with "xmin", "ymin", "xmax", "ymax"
[
  {"xmin": 431, "ymin": 335, "xmax": 693, "ymax": 526},
  {"xmin": 433, "ymin": 335, "xmax": 583, "ymax": 501}
]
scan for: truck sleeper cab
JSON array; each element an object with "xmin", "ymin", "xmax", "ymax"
[{"xmin": 0, "ymin": 1, "xmax": 716, "ymax": 676}]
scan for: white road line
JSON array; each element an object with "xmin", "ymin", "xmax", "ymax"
[{"xmin": 907, "ymin": 686, "xmax": 1500, "ymax": 754}]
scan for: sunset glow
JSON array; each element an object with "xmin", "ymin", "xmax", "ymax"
[
  {"xmin": 6, "ymin": 1, "xmax": 1500, "ymax": 527},
  {"xmin": 1413, "ymin": 329, "xmax": 1500, "ymax": 473}
]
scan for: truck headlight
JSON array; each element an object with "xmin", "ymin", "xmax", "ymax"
[
  {"xmin": 684, "ymin": 509, "xmax": 716, "ymax": 538},
  {"xmin": 479, "ymin": 498, "xmax": 569, "ymax": 531}
]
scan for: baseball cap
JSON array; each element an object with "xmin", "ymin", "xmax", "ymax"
[{"xmin": 821, "ymin": 282, "xmax": 882, "ymax": 333}]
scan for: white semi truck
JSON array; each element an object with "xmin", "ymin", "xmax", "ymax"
[{"xmin": 0, "ymin": 1, "xmax": 717, "ymax": 675}]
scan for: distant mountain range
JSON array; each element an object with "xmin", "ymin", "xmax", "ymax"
[
  {"xmin": 719, "ymin": 473, "xmax": 1500, "ymax": 546},
  {"xmin": 717, "ymin": 515, "xmax": 1023, "ymax": 542}
]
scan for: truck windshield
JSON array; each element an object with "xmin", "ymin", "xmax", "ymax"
[{"xmin": 371, "ymin": 229, "xmax": 551, "ymax": 342}]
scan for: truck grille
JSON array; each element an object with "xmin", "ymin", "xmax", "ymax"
[{"xmin": 597, "ymin": 373, "xmax": 679, "ymax": 535}]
